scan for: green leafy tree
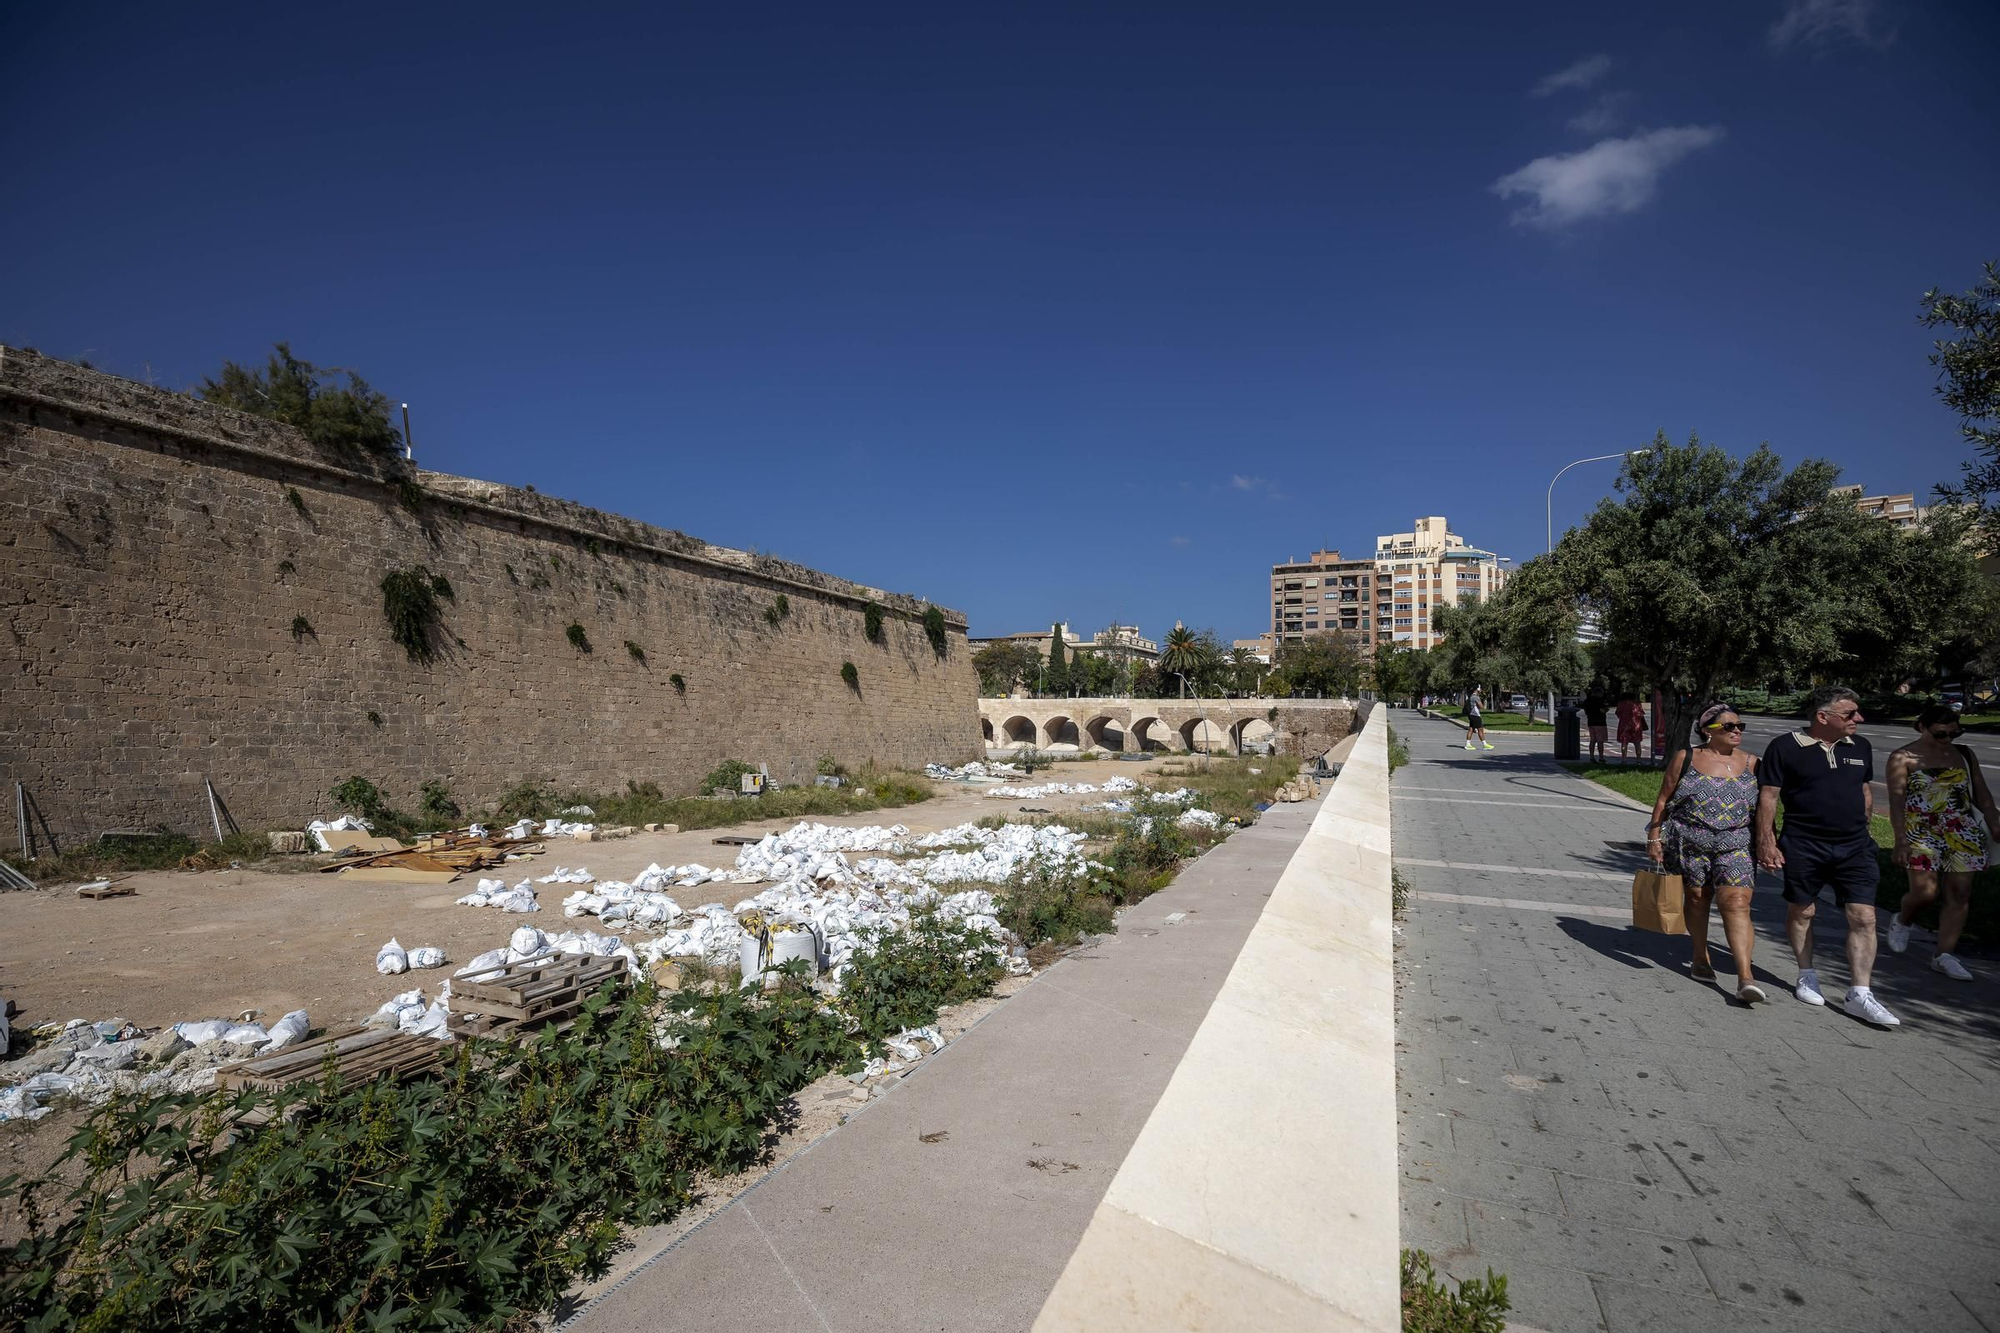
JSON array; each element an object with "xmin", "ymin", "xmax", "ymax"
[
  {"xmin": 1517, "ymin": 433, "xmax": 1989, "ymax": 760},
  {"xmin": 1926, "ymin": 260, "xmax": 2000, "ymax": 541},
  {"xmin": 973, "ymin": 641, "xmax": 1040, "ymax": 696},
  {"xmin": 1069, "ymin": 649, "xmax": 1119, "ymax": 696},
  {"xmin": 1226, "ymin": 647, "xmax": 1264, "ymax": 696},
  {"xmin": 1372, "ymin": 643, "xmax": 1415, "ymax": 703},
  {"xmin": 1046, "ymin": 623, "xmax": 1067, "ymax": 681},
  {"xmin": 199, "ymin": 343, "xmax": 402, "ymax": 454},
  {"xmin": 1269, "ymin": 633, "xmax": 1364, "ymax": 697}
]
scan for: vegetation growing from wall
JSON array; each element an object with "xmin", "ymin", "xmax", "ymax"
[
  {"xmin": 197, "ymin": 343, "xmax": 401, "ymax": 455},
  {"xmin": 289, "ymin": 615, "xmax": 313, "ymax": 641},
  {"xmin": 864, "ymin": 601, "xmax": 884, "ymax": 643},
  {"xmin": 418, "ymin": 780, "xmax": 461, "ymax": 827},
  {"xmin": 624, "ymin": 640, "xmax": 646, "ymax": 662},
  {"xmin": 764, "ymin": 593, "xmax": 790, "ymax": 626},
  {"xmin": 380, "ymin": 567, "xmax": 453, "ymax": 663},
  {"xmin": 841, "ymin": 660, "xmax": 859, "ymax": 690},
  {"xmin": 566, "ymin": 623, "xmax": 592, "ymax": 653},
  {"xmin": 923, "ymin": 605, "xmax": 948, "ymax": 658}
]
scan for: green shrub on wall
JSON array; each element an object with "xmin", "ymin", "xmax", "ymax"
[
  {"xmin": 380, "ymin": 566, "xmax": 452, "ymax": 663},
  {"xmin": 922, "ymin": 605, "xmax": 947, "ymax": 659},
  {"xmin": 567, "ymin": 624, "xmax": 592, "ymax": 653},
  {"xmin": 864, "ymin": 601, "xmax": 884, "ymax": 643}
]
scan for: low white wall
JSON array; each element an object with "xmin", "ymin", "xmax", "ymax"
[{"xmin": 1033, "ymin": 706, "xmax": 1397, "ymax": 1332}]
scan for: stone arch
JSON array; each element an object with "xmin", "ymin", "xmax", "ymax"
[
  {"xmin": 1001, "ymin": 714, "xmax": 1037, "ymax": 747},
  {"xmin": 1130, "ymin": 716, "xmax": 1175, "ymax": 752},
  {"xmin": 1083, "ymin": 714, "xmax": 1128, "ymax": 752},
  {"xmin": 981, "ymin": 717, "xmax": 995, "ymax": 743},
  {"xmin": 1181, "ymin": 717, "xmax": 1226, "ymax": 753},
  {"xmin": 1042, "ymin": 715, "xmax": 1080, "ymax": 749},
  {"xmin": 1232, "ymin": 716, "xmax": 1275, "ymax": 754}
]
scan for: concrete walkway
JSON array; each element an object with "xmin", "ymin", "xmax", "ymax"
[
  {"xmin": 1392, "ymin": 711, "xmax": 2000, "ymax": 1333},
  {"xmin": 565, "ymin": 794, "xmax": 1326, "ymax": 1333}
]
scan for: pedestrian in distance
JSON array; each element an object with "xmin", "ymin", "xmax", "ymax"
[
  {"xmin": 1754, "ymin": 685, "xmax": 1899, "ymax": 1027},
  {"xmin": 1884, "ymin": 705, "xmax": 1991, "ymax": 982},
  {"xmin": 1614, "ymin": 693, "xmax": 1646, "ymax": 764},
  {"xmin": 1584, "ymin": 691, "xmax": 1610, "ymax": 763},
  {"xmin": 1646, "ymin": 703, "xmax": 1765, "ymax": 1003},
  {"xmin": 1463, "ymin": 687, "xmax": 1493, "ymax": 751}
]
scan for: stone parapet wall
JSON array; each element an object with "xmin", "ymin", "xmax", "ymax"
[{"xmin": 0, "ymin": 348, "xmax": 978, "ymax": 848}]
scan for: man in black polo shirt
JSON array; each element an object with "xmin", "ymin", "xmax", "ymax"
[{"xmin": 1755, "ymin": 685, "xmax": 1898, "ymax": 1027}]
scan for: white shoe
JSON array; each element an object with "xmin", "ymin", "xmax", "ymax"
[
  {"xmin": 1885, "ymin": 912, "xmax": 1911, "ymax": 954},
  {"xmin": 1464, "ymin": 741, "xmax": 1477, "ymax": 751},
  {"xmin": 1932, "ymin": 953, "xmax": 1974, "ymax": 982},
  {"xmin": 1844, "ymin": 988, "xmax": 1901, "ymax": 1027},
  {"xmin": 1795, "ymin": 969, "xmax": 1825, "ymax": 1006}
]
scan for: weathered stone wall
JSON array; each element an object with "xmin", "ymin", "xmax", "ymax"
[
  {"xmin": 0, "ymin": 348, "xmax": 979, "ymax": 848},
  {"xmin": 975, "ymin": 698, "xmax": 1360, "ymax": 758}
]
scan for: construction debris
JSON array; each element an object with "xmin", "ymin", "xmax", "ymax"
[
  {"xmin": 447, "ymin": 951, "xmax": 630, "ymax": 1038},
  {"xmin": 75, "ymin": 880, "xmax": 134, "ymax": 899},
  {"xmin": 321, "ymin": 830, "xmax": 548, "ymax": 883},
  {"xmin": 216, "ymin": 1025, "xmax": 446, "ymax": 1092}
]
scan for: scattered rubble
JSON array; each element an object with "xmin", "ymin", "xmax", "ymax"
[{"xmin": 0, "ymin": 1009, "xmax": 313, "ymax": 1121}]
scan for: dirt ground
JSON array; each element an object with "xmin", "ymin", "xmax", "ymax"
[{"xmin": 0, "ymin": 757, "xmax": 1172, "ymax": 1037}]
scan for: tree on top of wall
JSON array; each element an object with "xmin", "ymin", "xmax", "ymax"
[{"xmin": 199, "ymin": 343, "xmax": 402, "ymax": 455}]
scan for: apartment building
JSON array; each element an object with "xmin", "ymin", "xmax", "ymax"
[
  {"xmin": 1269, "ymin": 550, "xmax": 1382, "ymax": 647},
  {"xmin": 1372, "ymin": 516, "xmax": 1509, "ymax": 648},
  {"xmin": 1835, "ymin": 486, "xmax": 1927, "ymax": 530},
  {"xmin": 1089, "ymin": 623, "xmax": 1160, "ymax": 662}
]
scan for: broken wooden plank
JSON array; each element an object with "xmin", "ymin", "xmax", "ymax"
[
  {"xmin": 335, "ymin": 865, "xmax": 462, "ymax": 885},
  {"xmin": 711, "ymin": 834, "xmax": 761, "ymax": 845},
  {"xmin": 75, "ymin": 883, "xmax": 136, "ymax": 900}
]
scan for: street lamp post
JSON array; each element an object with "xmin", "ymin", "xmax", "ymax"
[
  {"xmin": 1542, "ymin": 448, "xmax": 1650, "ymax": 722},
  {"xmin": 1174, "ymin": 672, "xmax": 1212, "ymax": 770}
]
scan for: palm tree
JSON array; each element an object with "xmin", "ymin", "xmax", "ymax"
[{"xmin": 1160, "ymin": 626, "xmax": 1207, "ymax": 697}]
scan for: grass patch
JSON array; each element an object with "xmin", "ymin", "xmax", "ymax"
[
  {"xmin": 1558, "ymin": 761, "xmax": 1665, "ymax": 807},
  {"xmin": 1459, "ymin": 708, "xmax": 1551, "ymax": 732},
  {"xmin": 1388, "ymin": 725, "xmax": 1409, "ymax": 773},
  {"xmin": 491, "ymin": 766, "xmax": 933, "ymax": 833},
  {"xmin": 1147, "ymin": 754, "xmax": 1299, "ymax": 823},
  {"xmin": 2, "ymin": 827, "xmax": 278, "ymax": 885}
]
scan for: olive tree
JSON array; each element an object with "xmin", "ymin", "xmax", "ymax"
[{"xmin": 1519, "ymin": 433, "xmax": 1990, "ymax": 760}]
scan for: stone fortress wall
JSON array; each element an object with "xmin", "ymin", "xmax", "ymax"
[{"xmin": 0, "ymin": 348, "xmax": 979, "ymax": 848}]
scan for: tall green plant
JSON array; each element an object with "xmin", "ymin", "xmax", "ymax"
[{"xmin": 199, "ymin": 343, "xmax": 401, "ymax": 455}]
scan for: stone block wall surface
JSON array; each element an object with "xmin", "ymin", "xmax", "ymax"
[{"xmin": 0, "ymin": 348, "xmax": 979, "ymax": 846}]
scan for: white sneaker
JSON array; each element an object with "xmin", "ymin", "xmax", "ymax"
[
  {"xmin": 1464, "ymin": 741, "xmax": 1477, "ymax": 751},
  {"xmin": 1844, "ymin": 988, "xmax": 1901, "ymax": 1027},
  {"xmin": 1885, "ymin": 911, "xmax": 1911, "ymax": 954},
  {"xmin": 1795, "ymin": 969, "xmax": 1825, "ymax": 1006},
  {"xmin": 1932, "ymin": 953, "xmax": 1974, "ymax": 982}
]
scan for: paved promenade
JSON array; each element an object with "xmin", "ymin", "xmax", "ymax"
[
  {"xmin": 1392, "ymin": 711, "xmax": 2000, "ymax": 1333},
  {"xmin": 565, "ymin": 793, "xmax": 1324, "ymax": 1333}
]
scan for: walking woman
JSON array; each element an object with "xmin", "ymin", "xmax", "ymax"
[
  {"xmin": 1646, "ymin": 703, "xmax": 1766, "ymax": 1003},
  {"xmin": 1885, "ymin": 705, "xmax": 1993, "ymax": 982},
  {"xmin": 1615, "ymin": 693, "xmax": 1647, "ymax": 763}
]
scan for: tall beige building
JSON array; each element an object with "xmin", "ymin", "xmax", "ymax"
[
  {"xmin": 1371, "ymin": 516, "xmax": 1509, "ymax": 649},
  {"xmin": 1269, "ymin": 550, "xmax": 1381, "ymax": 647}
]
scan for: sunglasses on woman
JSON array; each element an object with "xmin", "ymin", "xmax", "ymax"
[
  {"xmin": 1930, "ymin": 728, "xmax": 1963, "ymax": 741},
  {"xmin": 1708, "ymin": 722, "xmax": 1746, "ymax": 732}
]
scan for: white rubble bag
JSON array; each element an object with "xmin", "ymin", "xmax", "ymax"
[
  {"xmin": 408, "ymin": 946, "xmax": 448, "ymax": 969},
  {"xmin": 265, "ymin": 1010, "xmax": 310, "ymax": 1051},
  {"xmin": 376, "ymin": 938, "xmax": 410, "ymax": 975}
]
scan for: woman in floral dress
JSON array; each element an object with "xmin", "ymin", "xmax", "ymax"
[
  {"xmin": 1646, "ymin": 703, "xmax": 1765, "ymax": 1002},
  {"xmin": 1885, "ymin": 705, "xmax": 1995, "ymax": 982}
]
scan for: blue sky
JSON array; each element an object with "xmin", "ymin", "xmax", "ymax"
[{"xmin": 6, "ymin": 1, "xmax": 1996, "ymax": 643}]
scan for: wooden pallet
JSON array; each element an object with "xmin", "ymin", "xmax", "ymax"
[
  {"xmin": 447, "ymin": 951, "xmax": 628, "ymax": 1038},
  {"xmin": 711, "ymin": 834, "xmax": 761, "ymax": 845},
  {"xmin": 215, "ymin": 1025, "xmax": 447, "ymax": 1092},
  {"xmin": 75, "ymin": 882, "xmax": 135, "ymax": 899}
]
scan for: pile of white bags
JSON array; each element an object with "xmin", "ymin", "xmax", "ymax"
[
  {"xmin": 984, "ymin": 774, "xmax": 1139, "ymax": 799},
  {"xmin": 306, "ymin": 815, "xmax": 372, "ymax": 851},
  {"xmin": 925, "ymin": 761, "xmax": 1024, "ymax": 780},
  {"xmin": 1177, "ymin": 808, "xmax": 1223, "ymax": 829},
  {"xmin": 457, "ymin": 878, "xmax": 541, "ymax": 912}
]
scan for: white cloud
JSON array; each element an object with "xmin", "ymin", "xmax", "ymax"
[
  {"xmin": 1170, "ymin": 535, "xmax": 1192, "ymax": 547},
  {"xmin": 1768, "ymin": 0, "xmax": 1891, "ymax": 50},
  {"xmin": 1530, "ymin": 54, "xmax": 1613, "ymax": 98},
  {"xmin": 1567, "ymin": 91, "xmax": 1632, "ymax": 135},
  {"xmin": 1492, "ymin": 125, "xmax": 1725, "ymax": 228},
  {"xmin": 1230, "ymin": 474, "xmax": 1262, "ymax": 490}
]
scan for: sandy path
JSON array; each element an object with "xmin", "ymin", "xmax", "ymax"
[{"xmin": 0, "ymin": 758, "xmax": 1169, "ymax": 1034}]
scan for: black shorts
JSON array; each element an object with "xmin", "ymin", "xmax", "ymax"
[
  {"xmin": 1466, "ymin": 714, "xmax": 1483, "ymax": 728},
  {"xmin": 1778, "ymin": 833, "xmax": 1880, "ymax": 908}
]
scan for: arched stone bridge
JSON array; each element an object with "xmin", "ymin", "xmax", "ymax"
[{"xmin": 976, "ymin": 697, "xmax": 1362, "ymax": 758}]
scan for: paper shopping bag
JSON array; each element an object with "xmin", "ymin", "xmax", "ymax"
[{"xmin": 1631, "ymin": 866, "xmax": 1687, "ymax": 935}]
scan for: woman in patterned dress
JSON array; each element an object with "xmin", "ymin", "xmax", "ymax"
[
  {"xmin": 1646, "ymin": 703, "xmax": 1766, "ymax": 1002},
  {"xmin": 1884, "ymin": 705, "xmax": 1994, "ymax": 982}
]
